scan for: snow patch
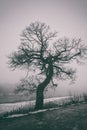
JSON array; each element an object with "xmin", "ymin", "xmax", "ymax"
[
  {"xmin": 29, "ymin": 109, "xmax": 48, "ymax": 114},
  {"xmin": 5, "ymin": 113, "xmax": 28, "ymax": 118}
]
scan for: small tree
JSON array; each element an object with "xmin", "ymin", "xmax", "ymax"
[{"xmin": 8, "ymin": 22, "xmax": 87, "ymax": 110}]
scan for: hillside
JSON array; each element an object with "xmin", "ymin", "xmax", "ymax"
[{"xmin": 0, "ymin": 103, "xmax": 87, "ymax": 130}]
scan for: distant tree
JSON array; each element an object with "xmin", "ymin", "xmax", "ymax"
[{"xmin": 8, "ymin": 22, "xmax": 87, "ymax": 110}]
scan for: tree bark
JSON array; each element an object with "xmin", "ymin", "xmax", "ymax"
[{"xmin": 35, "ymin": 64, "xmax": 53, "ymax": 110}]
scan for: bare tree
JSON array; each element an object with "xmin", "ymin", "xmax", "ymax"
[{"xmin": 8, "ymin": 22, "xmax": 87, "ymax": 110}]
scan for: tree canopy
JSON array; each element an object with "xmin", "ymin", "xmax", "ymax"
[{"xmin": 8, "ymin": 21, "xmax": 87, "ymax": 109}]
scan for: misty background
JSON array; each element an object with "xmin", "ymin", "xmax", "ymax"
[{"xmin": 0, "ymin": 0, "xmax": 87, "ymax": 100}]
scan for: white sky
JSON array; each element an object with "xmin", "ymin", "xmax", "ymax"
[{"xmin": 0, "ymin": 0, "xmax": 87, "ymax": 93}]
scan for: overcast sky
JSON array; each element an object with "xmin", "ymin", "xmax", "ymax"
[{"xmin": 0, "ymin": 0, "xmax": 87, "ymax": 93}]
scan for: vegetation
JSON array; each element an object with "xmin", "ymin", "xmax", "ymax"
[
  {"xmin": 1, "ymin": 102, "xmax": 87, "ymax": 130},
  {"xmin": 8, "ymin": 21, "xmax": 87, "ymax": 110},
  {"xmin": 1, "ymin": 93, "xmax": 87, "ymax": 119}
]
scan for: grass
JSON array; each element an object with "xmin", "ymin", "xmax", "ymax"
[
  {"xmin": 1, "ymin": 93, "xmax": 87, "ymax": 119},
  {"xmin": 0, "ymin": 103, "xmax": 35, "ymax": 119},
  {"xmin": 0, "ymin": 103, "xmax": 87, "ymax": 130},
  {"xmin": 44, "ymin": 93, "xmax": 87, "ymax": 109},
  {"xmin": 1, "ymin": 94, "xmax": 87, "ymax": 130}
]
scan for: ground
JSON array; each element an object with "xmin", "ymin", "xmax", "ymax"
[{"xmin": 0, "ymin": 103, "xmax": 87, "ymax": 130}]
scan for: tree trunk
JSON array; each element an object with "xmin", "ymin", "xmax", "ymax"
[
  {"xmin": 35, "ymin": 86, "xmax": 44, "ymax": 110},
  {"xmin": 35, "ymin": 64, "xmax": 53, "ymax": 110}
]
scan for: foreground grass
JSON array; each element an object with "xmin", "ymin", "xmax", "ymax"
[
  {"xmin": 0, "ymin": 94, "xmax": 87, "ymax": 118},
  {"xmin": 0, "ymin": 103, "xmax": 87, "ymax": 130}
]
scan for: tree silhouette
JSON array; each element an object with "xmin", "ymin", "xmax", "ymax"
[{"xmin": 8, "ymin": 22, "xmax": 87, "ymax": 110}]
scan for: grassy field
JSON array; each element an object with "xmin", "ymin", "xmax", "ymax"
[
  {"xmin": 0, "ymin": 94, "xmax": 34, "ymax": 104},
  {"xmin": 0, "ymin": 103, "xmax": 87, "ymax": 130},
  {"xmin": 0, "ymin": 96, "xmax": 72, "ymax": 116}
]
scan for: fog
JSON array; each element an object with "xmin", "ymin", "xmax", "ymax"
[{"xmin": 0, "ymin": 0, "xmax": 87, "ymax": 95}]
